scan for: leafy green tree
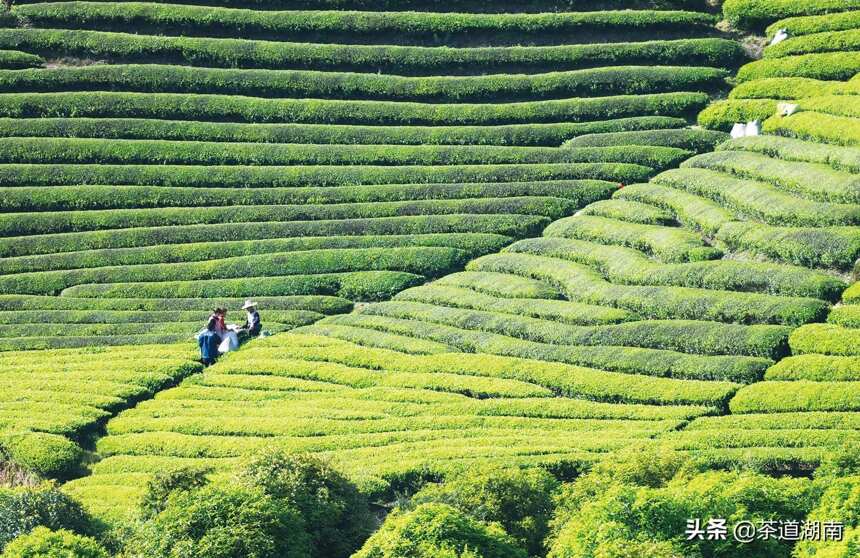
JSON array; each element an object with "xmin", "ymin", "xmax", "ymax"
[
  {"xmin": 2, "ymin": 527, "xmax": 108, "ymax": 558},
  {"xmin": 353, "ymin": 503, "xmax": 527, "ymax": 558},
  {"xmin": 237, "ymin": 450, "xmax": 373, "ymax": 558},
  {"xmin": 411, "ymin": 465, "xmax": 559, "ymax": 556},
  {"xmin": 126, "ymin": 484, "xmax": 310, "ymax": 558},
  {"xmin": 0, "ymin": 483, "xmax": 92, "ymax": 551}
]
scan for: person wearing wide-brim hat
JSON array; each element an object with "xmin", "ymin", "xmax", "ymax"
[{"xmin": 238, "ymin": 300, "xmax": 262, "ymax": 341}]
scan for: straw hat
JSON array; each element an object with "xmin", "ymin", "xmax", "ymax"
[{"xmin": 241, "ymin": 300, "xmax": 258, "ymax": 310}]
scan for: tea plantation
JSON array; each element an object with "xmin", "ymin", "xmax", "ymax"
[{"xmin": 2, "ymin": 0, "xmax": 860, "ymax": 556}]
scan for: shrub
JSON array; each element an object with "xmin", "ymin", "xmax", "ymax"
[
  {"xmin": 765, "ymin": 354, "xmax": 860, "ymax": 381},
  {"xmin": 765, "ymin": 111, "xmax": 860, "ymax": 147},
  {"xmin": 790, "ymin": 323, "xmax": 860, "ymax": 356},
  {"xmin": 564, "ymin": 128, "xmax": 728, "ymax": 152},
  {"xmin": 767, "ymin": 9, "xmax": 860, "ymax": 38},
  {"xmin": 697, "ymin": 99, "xmax": 777, "ymax": 131},
  {"xmin": 2, "ymin": 527, "xmax": 108, "ymax": 558},
  {"xmin": 655, "ymin": 167, "xmax": 860, "ymax": 226},
  {"xmin": 140, "ymin": 467, "xmax": 210, "ymax": 519},
  {"xmin": 737, "ymin": 52, "xmax": 860, "ymax": 82},
  {"xmin": 729, "ymin": 381, "xmax": 860, "ymax": 413},
  {"xmin": 237, "ymin": 450, "xmax": 373, "ymax": 558},
  {"xmin": 578, "ymin": 199, "xmax": 674, "ymax": 225},
  {"xmin": 0, "ymin": 433, "xmax": 83, "ymax": 480},
  {"xmin": 353, "ymin": 503, "xmax": 527, "ymax": 558},
  {"xmin": 0, "ymin": 50, "xmax": 42, "ymax": 70},
  {"xmin": 729, "ymin": 76, "xmax": 842, "ymax": 99},
  {"xmin": 126, "ymin": 483, "xmax": 311, "ymax": 558},
  {"xmin": 0, "ymin": 483, "xmax": 92, "ymax": 551},
  {"xmin": 543, "ymin": 214, "xmax": 721, "ymax": 262},
  {"xmin": 722, "ymin": 0, "xmax": 860, "ymax": 31},
  {"xmin": 411, "ymin": 465, "xmax": 559, "ymax": 556},
  {"xmin": 614, "ymin": 182, "xmax": 733, "ymax": 236},
  {"xmin": 434, "ymin": 271, "xmax": 563, "ymax": 300},
  {"xmin": 764, "ymin": 28, "xmax": 860, "ymax": 59},
  {"xmin": 715, "ymin": 221, "xmax": 860, "ymax": 270},
  {"xmin": 717, "ymin": 133, "xmax": 860, "ymax": 174}
]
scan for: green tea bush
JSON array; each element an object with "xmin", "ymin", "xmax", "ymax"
[
  {"xmin": 723, "ymin": 0, "xmax": 860, "ymax": 31},
  {"xmin": 765, "ymin": 354, "xmax": 860, "ymax": 380},
  {"xmin": 2, "ymin": 527, "xmax": 108, "ymax": 558},
  {"xmin": 577, "ymin": 199, "xmax": 674, "ymax": 225},
  {"xmin": 715, "ymin": 221, "xmax": 860, "ymax": 270},
  {"xmin": 765, "ymin": 111, "xmax": 860, "ymax": 146},
  {"xmin": 790, "ymin": 323, "xmax": 860, "ymax": 356},
  {"xmin": 764, "ymin": 28, "xmax": 860, "ymax": 59},
  {"xmin": 0, "ymin": 432, "xmax": 83, "ymax": 479},
  {"xmin": 697, "ymin": 99, "xmax": 776, "ymax": 130},
  {"xmin": 766, "ymin": 9, "xmax": 860, "ymax": 37},
  {"xmin": 728, "ymin": 76, "xmax": 844, "ymax": 99},
  {"xmin": 729, "ymin": 381, "xmax": 860, "ymax": 412},
  {"xmin": 614, "ymin": 182, "xmax": 734, "ymax": 236},
  {"xmin": 0, "ymin": 50, "xmax": 42, "ymax": 70},
  {"xmin": 717, "ymin": 134, "xmax": 860, "ymax": 174},
  {"xmin": 564, "ymin": 128, "xmax": 728, "ymax": 152},
  {"xmin": 0, "ymin": 483, "xmax": 92, "ymax": 551},
  {"xmin": 737, "ymin": 52, "xmax": 860, "ymax": 82},
  {"xmin": 434, "ymin": 271, "xmax": 563, "ymax": 300}
]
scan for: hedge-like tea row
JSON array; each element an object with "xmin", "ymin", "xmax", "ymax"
[
  {"xmin": 506, "ymin": 236, "xmax": 844, "ymax": 301},
  {"xmin": 0, "ymin": 162, "xmax": 652, "ymax": 188},
  {"xmin": 302, "ymin": 319, "xmax": 768, "ymax": 383},
  {"xmin": 359, "ymin": 300, "xmax": 791, "ymax": 357},
  {"xmin": 0, "ymin": 116, "xmax": 688, "ymax": 147},
  {"xmin": 654, "ymin": 168, "xmax": 860, "ymax": 227},
  {"xmin": 468, "ymin": 252, "xmax": 817, "ymax": 325},
  {"xmin": 0, "ymin": 247, "xmax": 469, "ymax": 294},
  {"xmin": 544, "ymin": 214, "xmax": 721, "ymax": 262},
  {"xmin": 697, "ymin": 99, "xmax": 777, "ymax": 131},
  {"xmin": 435, "ymin": 271, "xmax": 563, "ymax": 300},
  {"xmin": 0, "ymin": 233, "xmax": 512, "ymax": 274},
  {"xmin": 0, "ymin": 49, "xmax": 43, "ymax": 69},
  {"xmin": 0, "ymin": 137, "xmax": 691, "ymax": 169},
  {"xmin": 722, "ymin": 0, "xmax": 860, "ymax": 30},
  {"xmin": 682, "ymin": 150, "xmax": 860, "ymax": 203},
  {"xmin": 766, "ymin": 354, "xmax": 860, "ymax": 381},
  {"xmin": 294, "ymin": 322, "xmax": 457, "ymax": 354},
  {"xmin": 614, "ymin": 182, "xmax": 734, "ymax": 236},
  {"xmin": 828, "ymin": 305, "xmax": 860, "ymax": 328},
  {"xmin": 11, "ymin": 4, "xmax": 721, "ymax": 45},
  {"xmin": 563, "ymin": 128, "xmax": 728, "ymax": 152},
  {"xmin": 578, "ymin": 199, "xmax": 674, "ymax": 225},
  {"xmin": 715, "ymin": 221, "xmax": 860, "ymax": 270},
  {"xmin": 728, "ymin": 77, "xmax": 848, "ymax": 99},
  {"xmin": 729, "ymin": 381, "xmax": 860, "ymax": 413},
  {"xmin": 9, "ymin": 0, "xmax": 713, "ymax": 11},
  {"xmin": 0, "ymin": 90, "xmax": 710, "ymax": 125},
  {"xmin": 61, "ymin": 271, "xmax": 424, "ymax": 300},
  {"xmin": 764, "ymin": 29, "xmax": 860, "ymax": 59},
  {"xmin": 0, "ymin": 317, "xmax": 318, "ymax": 337},
  {"xmin": 0, "ymin": 294, "xmax": 352, "ymax": 313},
  {"xmin": 797, "ymin": 94, "xmax": 860, "ymax": 121},
  {"xmin": 766, "ymin": 10, "xmax": 860, "ymax": 38},
  {"xmin": 301, "ymin": 321, "xmax": 743, "ymax": 402},
  {"xmin": 0, "ymin": 29, "xmax": 740, "ymax": 74},
  {"xmin": 0, "ymin": 215, "xmax": 546, "ymax": 259},
  {"xmin": 765, "ymin": 111, "xmax": 860, "ymax": 147},
  {"xmin": 789, "ymin": 323, "xmax": 860, "ymax": 356},
  {"xmin": 716, "ymin": 135, "xmax": 860, "ymax": 175},
  {"xmin": 688, "ymin": 410, "xmax": 860, "ymax": 430},
  {"xmin": 0, "ymin": 181, "xmax": 614, "ymax": 213},
  {"xmin": 0, "ymin": 309, "xmax": 323, "ymax": 325},
  {"xmin": 0, "ymin": 63, "xmax": 731, "ymax": 102},
  {"xmin": 394, "ymin": 284, "xmax": 635, "ymax": 325},
  {"xmin": 0, "ymin": 197, "xmax": 576, "ymax": 237},
  {"xmin": 737, "ymin": 52, "xmax": 860, "ymax": 82}
]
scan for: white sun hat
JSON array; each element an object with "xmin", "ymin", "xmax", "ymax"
[{"xmin": 241, "ymin": 300, "xmax": 258, "ymax": 310}]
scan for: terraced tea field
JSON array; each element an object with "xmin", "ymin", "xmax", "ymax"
[{"xmin": 2, "ymin": 0, "xmax": 860, "ymax": 553}]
